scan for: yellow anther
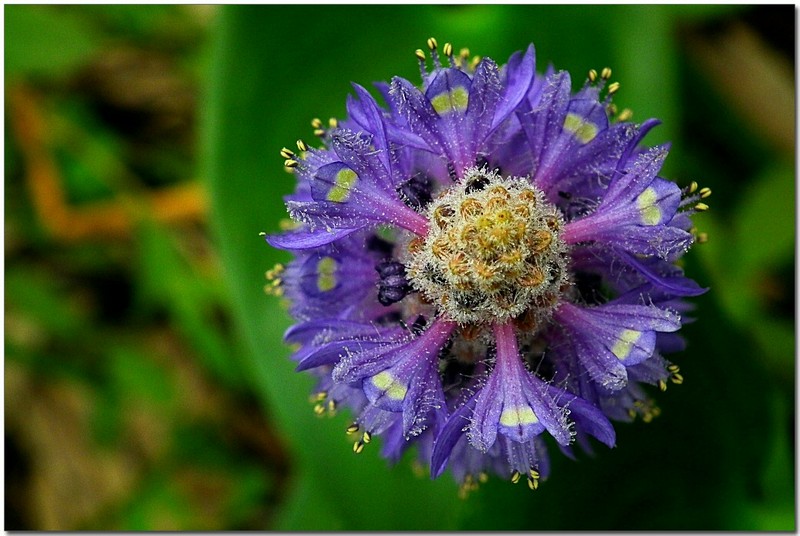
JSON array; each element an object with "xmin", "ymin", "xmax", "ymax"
[
  {"xmin": 642, "ymin": 412, "xmax": 654, "ymax": 423},
  {"xmin": 311, "ymin": 117, "xmax": 323, "ymax": 129},
  {"xmin": 527, "ymin": 477, "xmax": 539, "ymax": 491},
  {"xmin": 617, "ymin": 108, "xmax": 633, "ymax": 122},
  {"xmin": 296, "ymin": 139, "xmax": 309, "ymax": 152},
  {"xmin": 328, "ymin": 117, "xmax": 338, "ymax": 128},
  {"xmin": 671, "ymin": 373, "xmax": 684, "ymax": 385},
  {"xmin": 607, "ymin": 81, "xmax": 621, "ymax": 95},
  {"xmin": 511, "ymin": 471, "xmax": 521, "ymax": 484},
  {"xmin": 695, "ymin": 202, "xmax": 709, "ymax": 212},
  {"xmin": 478, "ymin": 472, "xmax": 489, "ymax": 483},
  {"xmin": 696, "ymin": 232, "xmax": 709, "ymax": 244},
  {"xmin": 601, "ymin": 67, "xmax": 612, "ymax": 80},
  {"xmin": 279, "ymin": 218, "xmax": 300, "ymax": 231},
  {"xmin": 699, "ymin": 187, "xmax": 712, "ymax": 199},
  {"xmin": 265, "ymin": 263, "xmax": 285, "ymax": 280},
  {"xmin": 313, "ymin": 128, "xmax": 326, "ymax": 137},
  {"xmin": 362, "ymin": 431, "xmax": 372, "ymax": 444},
  {"xmin": 588, "ymin": 69, "xmax": 598, "ymax": 82},
  {"xmin": 688, "ymin": 181, "xmax": 699, "ymax": 194},
  {"xmin": 312, "ymin": 391, "xmax": 327, "ymax": 402},
  {"xmin": 459, "ymin": 48, "xmax": 470, "ymax": 60},
  {"xmin": 658, "ymin": 379, "xmax": 668, "ymax": 392},
  {"xmin": 353, "ymin": 441, "xmax": 365, "ymax": 454},
  {"xmin": 628, "ymin": 409, "xmax": 637, "ymax": 419},
  {"xmin": 443, "ymin": 42, "xmax": 453, "ymax": 57},
  {"xmin": 667, "ymin": 364, "xmax": 680, "ymax": 373},
  {"xmin": 469, "ymin": 56, "xmax": 481, "ymax": 70},
  {"xmin": 427, "ymin": 37, "xmax": 438, "ymax": 50},
  {"xmin": 280, "ymin": 147, "xmax": 295, "ymax": 159},
  {"xmin": 529, "ymin": 468, "xmax": 540, "ymax": 480},
  {"xmin": 346, "ymin": 423, "xmax": 360, "ymax": 435},
  {"xmin": 415, "ymin": 48, "xmax": 426, "ymax": 61},
  {"xmin": 263, "ymin": 281, "xmax": 283, "ymax": 296},
  {"xmin": 327, "ymin": 399, "xmax": 336, "ymax": 413},
  {"xmin": 313, "ymin": 403, "xmax": 325, "ymax": 416},
  {"xmin": 606, "ymin": 103, "xmax": 618, "ymax": 116},
  {"xmin": 284, "ymin": 159, "xmax": 299, "ymax": 168}
]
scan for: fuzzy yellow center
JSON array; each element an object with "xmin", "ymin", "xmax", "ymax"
[{"xmin": 406, "ymin": 168, "xmax": 569, "ymax": 325}]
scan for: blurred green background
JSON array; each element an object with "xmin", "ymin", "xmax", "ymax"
[{"xmin": 4, "ymin": 5, "xmax": 795, "ymax": 531}]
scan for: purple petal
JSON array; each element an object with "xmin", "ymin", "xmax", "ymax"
[{"xmin": 265, "ymin": 226, "xmax": 363, "ymax": 250}]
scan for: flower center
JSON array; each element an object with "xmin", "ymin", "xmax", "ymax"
[{"xmin": 406, "ymin": 168, "xmax": 569, "ymax": 325}]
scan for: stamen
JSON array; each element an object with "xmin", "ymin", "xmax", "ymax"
[
  {"xmin": 588, "ymin": 69, "xmax": 598, "ymax": 83},
  {"xmin": 427, "ymin": 37, "xmax": 440, "ymax": 69},
  {"xmin": 443, "ymin": 42, "xmax": 454, "ymax": 67},
  {"xmin": 616, "ymin": 108, "xmax": 633, "ymax": 122},
  {"xmin": 264, "ymin": 263, "xmax": 285, "ymax": 296}
]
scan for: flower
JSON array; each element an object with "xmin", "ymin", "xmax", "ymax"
[{"xmin": 265, "ymin": 38, "xmax": 708, "ymax": 496}]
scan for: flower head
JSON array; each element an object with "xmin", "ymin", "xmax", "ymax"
[{"xmin": 266, "ymin": 39, "xmax": 708, "ymax": 496}]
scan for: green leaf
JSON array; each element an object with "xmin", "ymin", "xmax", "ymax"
[
  {"xmin": 5, "ymin": 5, "xmax": 102, "ymax": 79},
  {"xmin": 202, "ymin": 6, "xmax": 465, "ymax": 530},
  {"xmin": 734, "ymin": 158, "xmax": 795, "ymax": 275}
]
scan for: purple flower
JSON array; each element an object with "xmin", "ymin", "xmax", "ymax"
[{"xmin": 266, "ymin": 39, "xmax": 708, "ymax": 496}]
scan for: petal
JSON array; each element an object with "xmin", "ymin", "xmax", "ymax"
[
  {"xmin": 265, "ymin": 226, "xmax": 363, "ymax": 250},
  {"xmin": 553, "ymin": 302, "xmax": 681, "ymax": 390},
  {"xmin": 562, "ymin": 147, "xmax": 694, "ymax": 259},
  {"xmin": 334, "ymin": 319, "xmax": 456, "ymax": 435},
  {"xmin": 544, "ymin": 384, "xmax": 616, "ymax": 448},
  {"xmin": 492, "ymin": 44, "xmax": 536, "ymax": 131},
  {"xmin": 517, "ymin": 71, "xmax": 572, "ymax": 183},
  {"xmin": 431, "ymin": 395, "xmax": 478, "ymax": 478}
]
